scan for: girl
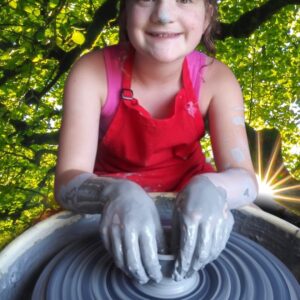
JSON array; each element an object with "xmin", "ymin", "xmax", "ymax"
[{"xmin": 55, "ymin": 0, "xmax": 258, "ymax": 285}]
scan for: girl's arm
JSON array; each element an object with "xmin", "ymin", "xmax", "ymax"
[
  {"xmin": 203, "ymin": 59, "xmax": 258, "ymax": 209},
  {"xmin": 54, "ymin": 49, "xmax": 114, "ymax": 213}
]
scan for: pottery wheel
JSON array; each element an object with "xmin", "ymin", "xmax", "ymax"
[{"xmin": 32, "ymin": 232, "xmax": 299, "ymax": 300}]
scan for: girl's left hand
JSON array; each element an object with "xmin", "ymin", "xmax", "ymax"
[{"xmin": 171, "ymin": 176, "xmax": 234, "ymax": 281}]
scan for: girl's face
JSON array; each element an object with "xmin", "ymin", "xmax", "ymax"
[{"xmin": 125, "ymin": 0, "xmax": 210, "ymax": 63}]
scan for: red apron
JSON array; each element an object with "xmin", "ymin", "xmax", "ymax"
[{"xmin": 94, "ymin": 50, "xmax": 214, "ymax": 192}]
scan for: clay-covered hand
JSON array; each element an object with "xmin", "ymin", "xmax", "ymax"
[
  {"xmin": 99, "ymin": 180, "xmax": 166, "ymax": 284},
  {"xmin": 172, "ymin": 176, "xmax": 234, "ymax": 281}
]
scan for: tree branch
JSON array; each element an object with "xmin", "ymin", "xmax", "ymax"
[
  {"xmin": 34, "ymin": 0, "xmax": 119, "ymax": 110},
  {"xmin": 22, "ymin": 131, "xmax": 59, "ymax": 147},
  {"xmin": 0, "ymin": 69, "xmax": 19, "ymax": 87},
  {"xmin": 218, "ymin": 0, "xmax": 299, "ymax": 40}
]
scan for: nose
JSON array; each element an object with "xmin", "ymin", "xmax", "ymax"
[{"xmin": 151, "ymin": 1, "xmax": 175, "ymax": 25}]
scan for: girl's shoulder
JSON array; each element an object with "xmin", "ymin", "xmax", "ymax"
[
  {"xmin": 204, "ymin": 56, "xmax": 238, "ymax": 86},
  {"xmin": 65, "ymin": 48, "xmax": 109, "ymax": 107},
  {"xmin": 73, "ymin": 43, "xmax": 129, "ymax": 77},
  {"xmin": 187, "ymin": 50, "xmax": 237, "ymax": 85},
  {"xmin": 192, "ymin": 51, "xmax": 242, "ymax": 111},
  {"xmin": 68, "ymin": 48, "xmax": 105, "ymax": 81}
]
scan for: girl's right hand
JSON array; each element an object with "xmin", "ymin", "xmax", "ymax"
[{"xmin": 99, "ymin": 179, "xmax": 166, "ymax": 284}]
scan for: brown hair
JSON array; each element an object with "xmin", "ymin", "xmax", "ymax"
[
  {"xmin": 202, "ymin": 0, "xmax": 219, "ymax": 56},
  {"xmin": 118, "ymin": 0, "xmax": 219, "ymax": 56}
]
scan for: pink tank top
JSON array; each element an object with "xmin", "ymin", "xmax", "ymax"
[{"xmin": 100, "ymin": 44, "xmax": 207, "ymax": 137}]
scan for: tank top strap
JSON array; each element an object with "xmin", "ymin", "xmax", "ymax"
[{"xmin": 186, "ymin": 51, "xmax": 207, "ymax": 101}]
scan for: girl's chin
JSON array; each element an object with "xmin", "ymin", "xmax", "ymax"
[
  {"xmin": 137, "ymin": 47, "xmax": 187, "ymax": 63},
  {"xmin": 133, "ymin": 40, "xmax": 198, "ymax": 63}
]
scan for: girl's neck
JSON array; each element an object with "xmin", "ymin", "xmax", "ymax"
[{"xmin": 132, "ymin": 52, "xmax": 184, "ymax": 87}]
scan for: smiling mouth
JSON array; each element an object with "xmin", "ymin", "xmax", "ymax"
[{"xmin": 147, "ymin": 32, "xmax": 181, "ymax": 38}]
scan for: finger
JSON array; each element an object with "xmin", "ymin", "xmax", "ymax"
[
  {"xmin": 227, "ymin": 212, "xmax": 235, "ymax": 232},
  {"xmin": 99, "ymin": 218, "xmax": 111, "ymax": 252},
  {"xmin": 110, "ymin": 224, "xmax": 126, "ymax": 272},
  {"xmin": 123, "ymin": 227, "xmax": 149, "ymax": 284},
  {"xmin": 173, "ymin": 216, "xmax": 199, "ymax": 280},
  {"xmin": 193, "ymin": 216, "xmax": 233, "ymax": 271},
  {"xmin": 192, "ymin": 220, "xmax": 213, "ymax": 272},
  {"xmin": 218, "ymin": 216, "xmax": 234, "ymax": 253},
  {"xmin": 209, "ymin": 218, "xmax": 224, "ymax": 261},
  {"xmin": 185, "ymin": 268, "xmax": 196, "ymax": 279},
  {"xmin": 139, "ymin": 229, "xmax": 163, "ymax": 283}
]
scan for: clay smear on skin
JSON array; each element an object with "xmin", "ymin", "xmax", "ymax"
[
  {"xmin": 245, "ymin": 176, "xmax": 257, "ymax": 199},
  {"xmin": 158, "ymin": 10, "xmax": 171, "ymax": 24},
  {"xmin": 60, "ymin": 173, "xmax": 93, "ymax": 200},
  {"xmin": 230, "ymin": 148, "xmax": 245, "ymax": 163},
  {"xmin": 244, "ymin": 188, "xmax": 250, "ymax": 197},
  {"xmin": 232, "ymin": 116, "xmax": 245, "ymax": 126}
]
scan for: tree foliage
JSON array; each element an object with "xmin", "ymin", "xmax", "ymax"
[{"xmin": 0, "ymin": 0, "xmax": 299, "ymax": 249}]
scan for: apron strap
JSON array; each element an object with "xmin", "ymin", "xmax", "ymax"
[
  {"xmin": 182, "ymin": 58, "xmax": 197, "ymax": 102},
  {"xmin": 121, "ymin": 48, "xmax": 134, "ymax": 100}
]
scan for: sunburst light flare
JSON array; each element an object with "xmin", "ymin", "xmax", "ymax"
[{"xmin": 254, "ymin": 130, "xmax": 300, "ymax": 210}]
